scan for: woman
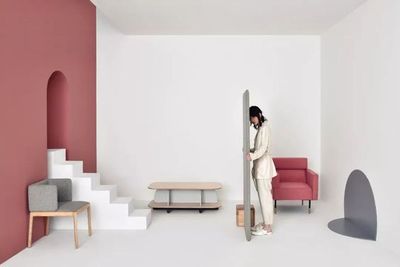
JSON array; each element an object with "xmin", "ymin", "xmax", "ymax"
[{"xmin": 246, "ymin": 106, "xmax": 277, "ymax": 236}]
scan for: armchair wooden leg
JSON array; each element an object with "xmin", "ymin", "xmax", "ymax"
[
  {"xmin": 45, "ymin": 217, "xmax": 50, "ymax": 236},
  {"xmin": 73, "ymin": 213, "xmax": 79, "ymax": 249},
  {"xmin": 28, "ymin": 213, "xmax": 34, "ymax": 247},
  {"xmin": 301, "ymin": 200, "xmax": 304, "ymax": 206},
  {"xmin": 87, "ymin": 205, "xmax": 92, "ymax": 236},
  {"xmin": 274, "ymin": 200, "xmax": 277, "ymax": 214},
  {"xmin": 308, "ymin": 200, "xmax": 311, "ymax": 214}
]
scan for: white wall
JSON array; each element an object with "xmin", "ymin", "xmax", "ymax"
[
  {"xmin": 97, "ymin": 12, "xmax": 321, "ymax": 202},
  {"xmin": 322, "ymin": 0, "xmax": 400, "ymax": 245}
]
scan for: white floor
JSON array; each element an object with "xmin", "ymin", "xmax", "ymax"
[{"xmin": 3, "ymin": 201, "xmax": 400, "ymax": 267}]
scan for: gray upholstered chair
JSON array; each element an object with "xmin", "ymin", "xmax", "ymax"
[{"xmin": 28, "ymin": 178, "xmax": 92, "ymax": 248}]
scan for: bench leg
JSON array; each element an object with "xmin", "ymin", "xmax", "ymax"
[
  {"xmin": 28, "ymin": 213, "xmax": 34, "ymax": 247},
  {"xmin": 45, "ymin": 217, "xmax": 50, "ymax": 236},
  {"xmin": 73, "ymin": 214, "xmax": 79, "ymax": 249},
  {"xmin": 87, "ymin": 205, "xmax": 92, "ymax": 236}
]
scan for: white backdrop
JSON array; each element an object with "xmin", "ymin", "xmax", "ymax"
[
  {"xmin": 321, "ymin": 0, "xmax": 400, "ymax": 245},
  {"xmin": 96, "ymin": 12, "xmax": 321, "ymax": 201}
]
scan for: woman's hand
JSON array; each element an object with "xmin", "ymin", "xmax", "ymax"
[{"xmin": 246, "ymin": 153, "xmax": 252, "ymax": 161}]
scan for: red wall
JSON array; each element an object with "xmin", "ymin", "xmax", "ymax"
[{"xmin": 0, "ymin": 0, "xmax": 96, "ymax": 263}]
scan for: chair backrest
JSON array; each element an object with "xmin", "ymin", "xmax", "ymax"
[
  {"xmin": 273, "ymin": 158, "xmax": 307, "ymax": 183},
  {"xmin": 28, "ymin": 178, "xmax": 72, "ymax": 212},
  {"xmin": 48, "ymin": 179, "xmax": 72, "ymax": 202}
]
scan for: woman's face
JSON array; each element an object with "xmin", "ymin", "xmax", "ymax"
[{"xmin": 250, "ymin": 116, "xmax": 259, "ymax": 126}]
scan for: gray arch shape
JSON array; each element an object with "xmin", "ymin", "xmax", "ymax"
[{"xmin": 328, "ymin": 169, "xmax": 377, "ymax": 241}]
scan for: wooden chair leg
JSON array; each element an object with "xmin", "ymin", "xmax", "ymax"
[
  {"xmin": 28, "ymin": 213, "xmax": 34, "ymax": 247},
  {"xmin": 308, "ymin": 200, "xmax": 311, "ymax": 214},
  {"xmin": 274, "ymin": 200, "xmax": 277, "ymax": 214},
  {"xmin": 73, "ymin": 213, "xmax": 79, "ymax": 249},
  {"xmin": 45, "ymin": 217, "xmax": 50, "ymax": 236},
  {"xmin": 87, "ymin": 205, "xmax": 92, "ymax": 236},
  {"xmin": 301, "ymin": 200, "xmax": 304, "ymax": 206}
]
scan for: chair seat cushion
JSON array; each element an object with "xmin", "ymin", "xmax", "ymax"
[
  {"xmin": 57, "ymin": 201, "xmax": 89, "ymax": 212},
  {"xmin": 273, "ymin": 182, "xmax": 312, "ymax": 200}
]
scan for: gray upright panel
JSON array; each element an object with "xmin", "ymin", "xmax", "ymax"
[
  {"xmin": 328, "ymin": 169, "xmax": 377, "ymax": 241},
  {"xmin": 242, "ymin": 90, "xmax": 251, "ymax": 241}
]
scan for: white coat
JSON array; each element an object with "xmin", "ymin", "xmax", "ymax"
[{"xmin": 250, "ymin": 120, "xmax": 277, "ymax": 180}]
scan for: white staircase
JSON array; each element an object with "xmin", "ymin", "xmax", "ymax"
[{"xmin": 47, "ymin": 149, "xmax": 151, "ymax": 230}]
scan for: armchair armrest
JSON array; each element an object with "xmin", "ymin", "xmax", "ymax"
[
  {"xmin": 28, "ymin": 180, "xmax": 58, "ymax": 212},
  {"xmin": 272, "ymin": 174, "xmax": 280, "ymax": 188},
  {"xmin": 306, "ymin": 169, "xmax": 319, "ymax": 200}
]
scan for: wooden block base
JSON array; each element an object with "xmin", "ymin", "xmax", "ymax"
[{"xmin": 236, "ymin": 204, "xmax": 255, "ymax": 227}]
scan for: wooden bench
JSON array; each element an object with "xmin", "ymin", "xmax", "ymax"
[{"xmin": 148, "ymin": 182, "xmax": 222, "ymax": 213}]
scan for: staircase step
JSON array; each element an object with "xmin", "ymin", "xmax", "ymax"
[
  {"xmin": 129, "ymin": 209, "xmax": 152, "ymax": 229},
  {"xmin": 94, "ymin": 184, "xmax": 117, "ymax": 190},
  {"xmin": 48, "ymin": 149, "xmax": 66, "ymax": 164},
  {"xmin": 80, "ymin": 172, "xmax": 100, "ymax": 178},
  {"xmin": 54, "ymin": 161, "xmax": 83, "ymax": 176},
  {"xmin": 130, "ymin": 208, "xmax": 151, "ymax": 217},
  {"xmin": 58, "ymin": 160, "xmax": 82, "ymax": 165},
  {"xmin": 112, "ymin": 197, "xmax": 133, "ymax": 204},
  {"xmin": 76, "ymin": 173, "xmax": 100, "ymax": 187},
  {"xmin": 47, "ymin": 148, "xmax": 151, "ymax": 229},
  {"xmin": 94, "ymin": 184, "xmax": 117, "ymax": 201},
  {"xmin": 112, "ymin": 197, "xmax": 135, "ymax": 215}
]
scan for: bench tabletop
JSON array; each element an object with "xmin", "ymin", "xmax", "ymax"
[{"xmin": 148, "ymin": 182, "xmax": 222, "ymax": 190}]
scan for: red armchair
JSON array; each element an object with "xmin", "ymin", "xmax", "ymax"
[{"xmin": 272, "ymin": 158, "xmax": 318, "ymax": 213}]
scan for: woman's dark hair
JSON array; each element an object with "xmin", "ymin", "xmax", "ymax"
[{"xmin": 249, "ymin": 106, "xmax": 266, "ymax": 129}]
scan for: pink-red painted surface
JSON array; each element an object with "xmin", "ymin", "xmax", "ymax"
[{"xmin": 0, "ymin": 0, "xmax": 96, "ymax": 263}]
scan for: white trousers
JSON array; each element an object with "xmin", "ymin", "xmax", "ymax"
[{"xmin": 253, "ymin": 178, "xmax": 274, "ymax": 225}]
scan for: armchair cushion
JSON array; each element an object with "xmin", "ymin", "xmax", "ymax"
[
  {"xmin": 273, "ymin": 182, "xmax": 312, "ymax": 200},
  {"xmin": 57, "ymin": 201, "xmax": 89, "ymax": 212},
  {"xmin": 277, "ymin": 170, "xmax": 306, "ymax": 183}
]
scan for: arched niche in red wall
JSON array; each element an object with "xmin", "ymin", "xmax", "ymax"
[{"xmin": 47, "ymin": 71, "xmax": 69, "ymax": 150}]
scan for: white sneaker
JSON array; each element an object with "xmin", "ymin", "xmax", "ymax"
[
  {"xmin": 251, "ymin": 223, "xmax": 263, "ymax": 232},
  {"xmin": 251, "ymin": 228, "xmax": 268, "ymax": 236},
  {"xmin": 264, "ymin": 225, "xmax": 273, "ymax": 235}
]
